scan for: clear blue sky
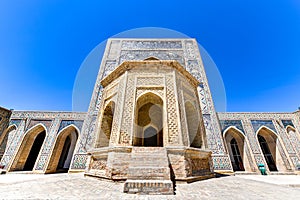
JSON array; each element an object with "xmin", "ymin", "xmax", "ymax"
[{"xmin": 1, "ymin": 1, "xmax": 300, "ymax": 112}]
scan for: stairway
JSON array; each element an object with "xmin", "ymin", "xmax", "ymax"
[{"xmin": 124, "ymin": 147, "xmax": 174, "ymax": 195}]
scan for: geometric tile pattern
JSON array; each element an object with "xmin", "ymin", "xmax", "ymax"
[
  {"xmin": 119, "ymin": 75, "xmax": 135, "ymax": 145},
  {"xmin": 218, "ymin": 112, "xmax": 300, "ymax": 171},
  {"xmin": 71, "ymin": 154, "xmax": 88, "ymax": 169},
  {"xmin": 0, "ymin": 108, "xmax": 11, "ymax": 141},
  {"xmin": 84, "ymin": 38, "xmax": 231, "ymax": 171},
  {"xmin": 220, "ymin": 120, "xmax": 244, "ymax": 133},
  {"xmin": 26, "ymin": 119, "xmax": 52, "ymax": 132},
  {"xmin": 251, "ymin": 120, "xmax": 276, "ymax": 133},
  {"xmin": 212, "ymin": 156, "xmax": 232, "ymax": 170},
  {"xmin": 282, "ymin": 120, "xmax": 294, "ymax": 128},
  {"xmin": 58, "ymin": 120, "xmax": 84, "ymax": 132},
  {"xmin": 166, "ymin": 75, "xmax": 180, "ymax": 144},
  {"xmin": 3, "ymin": 38, "xmax": 300, "ymax": 175},
  {"xmin": 0, "ymin": 111, "xmax": 86, "ymax": 172},
  {"xmin": 9, "ymin": 119, "xmax": 22, "ymax": 128}
]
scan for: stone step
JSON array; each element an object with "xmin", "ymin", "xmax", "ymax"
[
  {"xmin": 129, "ymin": 157, "xmax": 166, "ymax": 161},
  {"xmin": 128, "ymin": 168, "xmax": 170, "ymax": 176},
  {"xmin": 131, "ymin": 153, "xmax": 167, "ymax": 157},
  {"xmin": 124, "ymin": 180, "xmax": 173, "ymax": 195},
  {"xmin": 129, "ymin": 158, "xmax": 168, "ymax": 163},
  {"xmin": 129, "ymin": 164, "xmax": 168, "ymax": 168},
  {"xmin": 131, "ymin": 147, "xmax": 166, "ymax": 152},
  {"xmin": 124, "ymin": 147, "xmax": 174, "ymax": 194},
  {"xmin": 131, "ymin": 153, "xmax": 166, "ymax": 156},
  {"xmin": 128, "ymin": 175, "xmax": 170, "ymax": 180},
  {"xmin": 131, "ymin": 156, "xmax": 166, "ymax": 159}
]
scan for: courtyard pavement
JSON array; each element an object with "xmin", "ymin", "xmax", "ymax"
[{"xmin": 0, "ymin": 172, "xmax": 300, "ymax": 199}]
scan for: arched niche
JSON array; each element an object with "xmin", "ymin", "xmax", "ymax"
[
  {"xmin": 185, "ymin": 101, "xmax": 202, "ymax": 148},
  {"xmin": 96, "ymin": 101, "xmax": 115, "ymax": 147},
  {"xmin": 46, "ymin": 125, "xmax": 79, "ymax": 173},
  {"xmin": 286, "ymin": 126, "xmax": 300, "ymax": 154},
  {"xmin": 0, "ymin": 125, "xmax": 17, "ymax": 161},
  {"xmin": 143, "ymin": 56, "xmax": 160, "ymax": 61},
  {"xmin": 134, "ymin": 92, "xmax": 163, "ymax": 147},
  {"xmin": 224, "ymin": 127, "xmax": 252, "ymax": 172},
  {"xmin": 9, "ymin": 124, "xmax": 46, "ymax": 171},
  {"xmin": 257, "ymin": 127, "xmax": 286, "ymax": 172}
]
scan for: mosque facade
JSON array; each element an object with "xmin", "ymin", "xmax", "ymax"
[{"xmin": 0, "ymin": 38, "xmax": 300, "ymax": 192}]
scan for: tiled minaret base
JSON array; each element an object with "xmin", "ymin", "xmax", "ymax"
[{"xmin": 124, "ymin": 147, "xmax": 174, "ymax": 195}]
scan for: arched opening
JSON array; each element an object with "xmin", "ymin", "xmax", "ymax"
[
  {"xmin": 286, "ymin": 126, "xmax": 300, "ymax": 154},
  {"xmin": 258, "ymin": 135, "xmax": 277, "ymax": 171},
  {"xmin": 0, "ymin": 125, "xmax": 16, "ymax": 161},
  {"xmin": 143, "ymin": 56, "xmax": 160, "ymax": 61},
  {"xmin": 185, "ymin": 101, "xmax": 202, "ymax": 148},
  {"xmin": 224, "ymin": 127, "xmax": 251, "ymax": 172},
  {"xmin": 134, "ymin": 93, "xmax": 163, "ymax": 147},
  {"xmin": 143, "ymin": 126, "xmax": 160, "ymax": 147},
  {"xmin": 23, "ymin": 131, "xmax": 46, "ymax": 170},
  {"xmin": 257, "ymin": 127, "xmax": 286, "ymax": 172},
  {"xmin": 46, "ymin": 125, "xmax": 78, "ymax": 173},
  {"xmin": 9, "ymin": 125, "xmax": 46, "ymax": 171},
  {"xmin": 230, "ymin": 138, "xmax": 244, "ymax": 171},
  {"xmin": 96, "ymin": 101, "xmax": 115, "ymax": 147}
]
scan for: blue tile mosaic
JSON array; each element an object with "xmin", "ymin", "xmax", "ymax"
[
  {"xmin": 9, "ymin": 119, "xmax": 22, "ymax": 127},
  {"xmin": 281, "ymin": 120, "xmax": 294, "ymax": 128},
  {"xmin": 219, "ymin": 120, "xmax": 244, "ymax": 133},
  {"xmin": 58, "ymin": 120, "xmax": 84, "ymax": 132},
  {"xmin": 251, "ymin": 120, "xmax": 277, "ymax": 133}
]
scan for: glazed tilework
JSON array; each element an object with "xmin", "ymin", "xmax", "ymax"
[
  {"xmin": 119, "ymin": 75, "xmax": 135, "ymax": 145},
  {"xmin": 9, "ymin": 119, "xmax": 21, "ymax": 127},
  {"xmin": 286, "ymin": 128, "xmax": 300, "ymax": 160},
  {"xmin": 71, "ymin": 154, "xmax": 88, "ymax": 169},
  {"xmin": 219, "ymin": 120, "xmax": 244, "ymax": 133},
  {"xmin": 119, "ymin": 50, "xmax": 185, "ymax": 66},
  {"xmin": 0, "ymin": 108, "xmax": 11, "ymax": 140},
  {"xmin": 11, "ymin": 111, "xmax": 86, "ymax": 119},
  {"xmin": 251, "ymin": 120, "xmax": 276, "ymax": 133},
  {"xmin": 273, "ymin": 119, "xmax": 296, "ymax": 155},
  {"xmin": 82, "ymin": 38, "xmax": 229, "ymax": 170},
  {"xmin": 282, "ymin": 120, "xmax": 294, "ymax": 128},
  {"xmin": 2, "ymin": 38, "xmax": 300, "ymax": 176},
  {"xmin": 218, "ymin": 112, "xmax": 300, "ymax": 171},
  {"xmin": 121, "ymin": 40, "xmax": 182, "ymax": 49},
  {"xmin": 212, "ymin": 156, "xmax": 232, "ymax": 170},
  {"xmin": 35, "ymin": 118, "xmax": 61, "ymax": 171},
  {"xmin": 0, "ymin": 111, "xmax": 86, "ymax": 172},
  {"xmin": 58, "ymin": 120, "xmax": 84, "ymax": 132},
  {"xmin": 166, "ymin": 74, "xmax": 180, "ymax": 144},
  {"xmin": 26, "ymin": 119, "xmax": 52, "ymax": 132},
  {"xmin": 0, "ymin": 119, "xmax": 26, "ymax": 168}
]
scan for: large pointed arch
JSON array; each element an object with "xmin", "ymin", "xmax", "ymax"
[
  {"xmin": 223, "ymin": 126, "xmax": 252, "ymax": 172},
  {"xmin": 134, "ymin": 92, "xmax": 163, "ymax": 147},
  {"xmin": 96, "ymin": 100, "xmax": 115, "ymax": 148},
  {"xmin": 0, "ymin": 125, "xmax": 17, "ymax": 161},
  {"xmin": 286, "ymin": 125, "xmax": 297, "ymax": 133},
  {"xmin": 9, "ymin": 124, "xmax": 47, "ymax": 171},
  {"xmin": 185, "ymin": 101, "xmax": 202, "ymax": 148},
  {"xmin": 256, "ymin": 126, "xmax": 286, "ymax": 172},
  {"xmin": 45, "ymin": 125, "xmax": 79, "ymax": 173},
  {"xmin": 286, "ymin": 125, "xmax": 300, "ymax": 161}
]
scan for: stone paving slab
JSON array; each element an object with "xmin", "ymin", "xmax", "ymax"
[
  {"xmin": 235, "ymin": 175, "xmax": 300, "ymax": 186},
  {"xmin": 0, "ymin": 173, "xmax": 300, "ymax": 199}
]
